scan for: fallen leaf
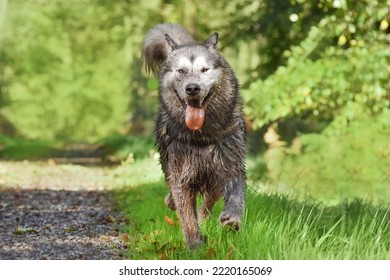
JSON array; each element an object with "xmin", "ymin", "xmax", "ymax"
[
  {"xmin": 165, "ymin": 216, "xmax": 175, "ymax": 226},
  {"xmin": 47, "ymin": 159, "xmax": 56, "ymax": 166},
  {"xmin": 159, "ymin": 252, "xmax": 168, "ymax": 260},
  {"xmin": 65, "ymin": 227, "xmax": 77, "ymax": 233},
  {"xmin": 205, "ymin": 247, "xmax": 217, "ymax": 259},
  {"xmin": 106, "ymin": 214, "xmax": 116, "ymax": 223},
  {"xmin": 121, "ymin": 234, "xmax": 130, "ymax": 242},
  {"xmin": 13, "ymin": 227, "xmax": 38, "ymax": 235}
]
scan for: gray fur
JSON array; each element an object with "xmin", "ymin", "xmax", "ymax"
[
  {"xmin": 141, "ymin": 23, "xmax": 246, "ymax": 249},
  {"xmin": 142, "ymin": 23, "xmax": 195, "ymax": 74}
]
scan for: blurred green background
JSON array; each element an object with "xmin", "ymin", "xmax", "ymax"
[{"xmin": 0, "ymin": 0, "xmax": 389, "ymax": 202}]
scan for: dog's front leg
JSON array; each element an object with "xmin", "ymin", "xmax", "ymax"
[
  {"xmin": 170, "ymin": 185, "xmax": 203, "ymax": 249},
  {"xmin": 220, "ymin": 175, "xmax": 245, "ymax": 230}
]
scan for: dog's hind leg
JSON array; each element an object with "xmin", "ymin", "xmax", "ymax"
[
  {"xmin": 171, "ymin": 185, "xmax": 203, "ymax": 249},
  {"xmin": 220, "ymin": 175, "xmax": 245, "ymax": 231}
]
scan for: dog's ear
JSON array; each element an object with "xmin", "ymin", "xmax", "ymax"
[
  {"xmin": 205, "ymin": 32, "xmax": 218, "ymax": 49},
  {"xmin": 165, "ymin": 34, "xmax": 178, "ymax": 51}
]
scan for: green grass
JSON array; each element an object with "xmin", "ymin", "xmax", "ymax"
[
  {"xmin": 113, "ymin": 159, "xmax": 390, "ymax": 260},
  {"xmin": 0, "ymin": 136, "xmax": 56, "ymax": 160}
]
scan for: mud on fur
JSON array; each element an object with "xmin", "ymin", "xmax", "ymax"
[{"xmin": 141, "ymin": 23, "xmax": 246, "ymax": 249}]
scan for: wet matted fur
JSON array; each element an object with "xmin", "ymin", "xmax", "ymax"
[{"xmin": 141, "ymin": 23, "xmax": 246, "ymax": 249}]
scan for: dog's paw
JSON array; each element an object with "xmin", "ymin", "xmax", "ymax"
[
  {"xmin": 165, "ymin": 193, "xmax": 176, "ymax": 211},
  {"xmin": 187, "ymin": 235, "xmax": 207, "ymax": 250},
  {"xmin": 220, "ymin": 213, "xmax": 241, "ymax": 231}
]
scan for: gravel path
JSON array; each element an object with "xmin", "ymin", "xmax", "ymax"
[{"xmin": 0, "ymin": 161, "xmax": 126, "ymax": 260}]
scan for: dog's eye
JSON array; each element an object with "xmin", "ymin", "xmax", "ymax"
[
  {"xmin": 201, "ymin": 67, "xmax": 209, "ymax": 73},
  {"xmin": 177, "ymin": 68, "xmax": 186, "ymax": 74}
]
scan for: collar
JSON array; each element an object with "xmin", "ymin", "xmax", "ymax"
[{"xmin": 162, "ymin": 119, "xmax": 244, "ymax": 147}]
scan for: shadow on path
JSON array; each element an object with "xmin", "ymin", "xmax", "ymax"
[{"xmin": 0, "ymin": 188, "xmax": 125, "ymax": 259}]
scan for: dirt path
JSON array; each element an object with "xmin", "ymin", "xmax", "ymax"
[{"xmin": 0, "ymin": 161, "xmax": 125, "ymax": 260}]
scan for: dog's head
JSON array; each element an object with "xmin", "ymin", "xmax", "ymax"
[{"xmin": 160, "ymin": 33, "xmax": 226, "ymax": 131}]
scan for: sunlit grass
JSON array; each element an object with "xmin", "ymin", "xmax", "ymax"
[
  {"xmin": 106, "ymin": 156, "xmax": 163, "ymax": 188},
  {"xmin": 112, "ymin": 159, "xmax": 390, "ymax": 260}
]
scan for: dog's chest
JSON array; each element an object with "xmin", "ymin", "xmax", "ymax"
[{"xmin": 166, "ymin": 140, "xmax": 240, "ymax": 184}]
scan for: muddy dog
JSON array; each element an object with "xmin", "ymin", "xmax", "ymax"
[{"xmin": 141, "ymin": 23, "xmax": 246, "ymax": 249}]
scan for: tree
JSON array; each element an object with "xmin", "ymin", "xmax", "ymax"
[
  {"xmin": 1, "ymin": 0, "xmax": 129, "ymax": 141},
  {"xmin": 0, "ymin": 0, "xmax": 15, "ymax": 134}
]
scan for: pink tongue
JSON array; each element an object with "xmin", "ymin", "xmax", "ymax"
[{"xmin": 185, "ymin": 105, "xmax": 205, "ymax": 131}]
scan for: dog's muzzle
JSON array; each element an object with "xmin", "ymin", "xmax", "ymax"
[{"xmin": 184, "ymin": 83, "xmax": 205, "ymax": 131}]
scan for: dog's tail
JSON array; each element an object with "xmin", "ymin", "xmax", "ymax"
[{"xmin": 141, "ymin": 23, "xmax": 195, "ymax": 75}]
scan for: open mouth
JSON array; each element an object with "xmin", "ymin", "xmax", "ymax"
[
  {"xmin": 186, "ymin": 98, "xmax": 202, "ymax": 109},
  {"xmin": 174, "ymin": 89, "xmax": 213, "ymax": 109},
  {"xmin": 173, "ymin": 89, "xmax": 214, "ymax": 131}
]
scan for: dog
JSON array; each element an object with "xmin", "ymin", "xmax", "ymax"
[{"xmin": 141, "ymin": 23, "xmax": 246, "ymax": 249}]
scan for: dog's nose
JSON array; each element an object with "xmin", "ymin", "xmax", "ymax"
[{"xmin": 185, "ymin": 83, "xmax": 201, "ymax": 96}]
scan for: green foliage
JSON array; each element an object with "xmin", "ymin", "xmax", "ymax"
[
  {"xmin": 245, "ymin": 40, "xmax": 389, "ymax": 128},
  {"xmin": 244, "ymin": 1, "xmax": 390, "ymax": 128},
  {"xmin": 243, "ymin": 0, "xmax": 390, "ymax": 201},
  {"xmin": 1, "ymin": 0, "xmax": 129, "ymax": 141},
  {"xmin": 0, "ymin": 0, "xmax": 352, "ymax": 141},
  {"xmin": 98, "ymin": 133, "xmax": 154, "ymax": 162}
]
